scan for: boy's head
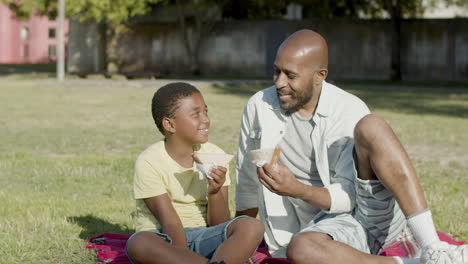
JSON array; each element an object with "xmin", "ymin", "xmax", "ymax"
[{"xmin": 152, "ymin": 82, "xmax": 205, "ymax": 136}]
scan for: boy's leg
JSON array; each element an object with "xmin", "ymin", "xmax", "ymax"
[
  {"xmin": 353, "ymin": 114, "xmax": 467, "ymax": 264},
  {"xmin": 126, "ymin": 231, "xmax": 208, "ymax": 264},
  {"xmin": 210, "ymin": 216, "xmax": 264, "ymax": 264}
]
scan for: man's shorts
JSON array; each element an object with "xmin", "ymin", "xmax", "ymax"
[
  {"xmin": 300, "ymin": 169, "xmax": 407, "ymax": 255},
  {"xmin": 125, "ymin": 216, "xmax": 247, "ymax": 263}
]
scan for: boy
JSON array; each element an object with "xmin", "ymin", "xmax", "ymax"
[{"xmin": 126, "ymin": 82, "xmax": 264, "ymax": 264}]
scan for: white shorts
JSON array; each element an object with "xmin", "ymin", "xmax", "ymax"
[{"xmin": 300, "ymin": 177, "xmax": 407, "ymax": 255}]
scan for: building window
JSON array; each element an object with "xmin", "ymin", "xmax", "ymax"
[
  {"xmin": 21, "ymin": 27, "xmax": 29, "ymax": 40},
  {"xmin": 48, "ymin": 45, "xmax": 57, "ymax": 58},
  {"xmin": 48, "ymin": 28, "xmax": 56, "ymax": 39},
  {"xmin": 21, "ymin": 44, "xmax": 29, "ymax": 59}
]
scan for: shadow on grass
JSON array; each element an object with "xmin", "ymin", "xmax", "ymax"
[
  {"xmin": 212, "ymin": 81, "xmax": 468, "ymax": 118},
  {"xmin": 0, "ymin": 63, "xmax": 56, "ymax": 73},
  {"xmin": 211, "ymin": 82, "xmax": 270, "ymax": 97},
  {"xmin": 69, "ymin": 214, "xmax": 135, "ymax": 240},
  {"xmin": 346, "ymin": 85, "xmax": 468, "ymax": 118}
]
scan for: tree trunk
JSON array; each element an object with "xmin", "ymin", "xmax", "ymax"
[
  {"xmin": 385, "ymin": 0, "xmax": 402, "ymax": 81},
  {"xmin": 175, "ymin": 0, "xmax": 201, "ymax": 75},
  {"xmin": 97, "ymin": 22, "xmax": 108, "ymax": 74}
]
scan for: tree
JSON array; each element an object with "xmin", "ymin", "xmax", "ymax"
[
  {"xmin": 174, "ymin": 0, "xmax": 228, "ymax": 75},
  {"xmin": 1, "ymin": 0, "xmax": 164, "ymax": 73},
  {"xmin": 0, "ymin": 0, "xmax": 163, "ymax": 24},
  {"xmin": 222, "ymin": 0, "xmax": 288, "ymax": 19}
]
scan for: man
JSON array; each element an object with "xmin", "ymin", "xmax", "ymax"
[{"xmin": 235, "ymin": 29, "xmax": 467, "ymax": 264}]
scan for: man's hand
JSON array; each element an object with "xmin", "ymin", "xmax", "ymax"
[
  {"xmin": 207, "ymin": 166, "xmax": 227, "ymax": 195},
  {"xmin": 257, "ymin": 163, "xmax": 302, "ymax": 197}
]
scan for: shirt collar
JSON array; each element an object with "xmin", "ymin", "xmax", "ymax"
[{"xmin": 314, "ymin": 80, "xmax": 330, "ymax": 118}]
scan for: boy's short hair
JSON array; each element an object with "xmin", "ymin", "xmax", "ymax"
[{"xmin": 151, "ymin": 82, "xmax": 200, "ymax": 134}]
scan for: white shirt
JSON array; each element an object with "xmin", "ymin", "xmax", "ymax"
[{"xmin": 235, "ymin": 81, "xmax": 370, "ymax": 257}]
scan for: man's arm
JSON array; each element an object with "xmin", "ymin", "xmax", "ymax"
[
  {"xmin": 258, "ymin": 164, "xmax": 332, "ymax": 210},
  {"xmin": 144, "ymin": 194, "xmax": 187, "ymax": 248},
  {"xmin": 235, "ymin": 99, "xmax": 261, "ymax": 213},
  {"xmin": 258, "ymin": 138, "xmax": 358, "ymax": 213}
]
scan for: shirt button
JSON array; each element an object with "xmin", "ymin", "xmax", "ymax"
[{"xmin": 280, "ymin": 131, "xmax": 283, "ymax": 134}]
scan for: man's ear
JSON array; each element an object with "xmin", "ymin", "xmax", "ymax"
[
  {"xmin": 314, "ymin": 68, "xmax": 328, "ymax": 86},
  {"xmin": 162, "ymin": 117, "xmax": 176, "ymax": 134},
  {"xmin": 317, "ymin": 68, "xmax": 328, "ymax": 81}
]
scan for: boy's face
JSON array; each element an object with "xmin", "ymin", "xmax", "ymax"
[{"xmin": 171, "ymin": 92, "xmax": 210, "ymax": 145}]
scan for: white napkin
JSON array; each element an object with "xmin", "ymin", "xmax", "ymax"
[
  {"xmin": 194, "ymin": 153, "xmax": 234, "ymax": 180},
  {"xmin": 247, "ymin": 148, "xmax": 276, "ymax": 167}
]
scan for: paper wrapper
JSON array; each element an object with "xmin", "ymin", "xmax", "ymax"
[
  {"xmin": 247, "ymin": 148, "xmax": 281, "ymax": 168},
  {"xmin": 194, "ymin": 153, "xmax": 234, "ymax": 180}
]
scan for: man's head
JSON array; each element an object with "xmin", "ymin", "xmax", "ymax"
[
  {"xmin": 152, "ymin": 83, "xmax": 209, "ymax": 144},
  {"xmin": 273, "ymin": 29, "xmax": 328, "ymax": 115}
]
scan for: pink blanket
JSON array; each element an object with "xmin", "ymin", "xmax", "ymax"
[{"xmin": 86, "ymin": 231, "xmax": 465, "ymax": 264}]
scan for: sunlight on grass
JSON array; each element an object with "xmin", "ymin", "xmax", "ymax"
[{"xmin": 0, "ymin": 79, "xmax": 467, "ymax": 263}]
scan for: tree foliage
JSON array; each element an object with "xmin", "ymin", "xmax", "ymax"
[
  {"xmin": 222, "ymin": 0, "xmax": 288, "ymax": 19},
  {"xmin": 223, "ymin": 0, "xmax": 466, "ymax": 20},
  {"xmin": 297, "ymin": 0, "xmax": 427, "ymax": 19},
  {"xmin": 3, "ymin": 0, "xmax": 465, "ymax": 23},
  {"xmin": 0, "ymin": 0, "xmax": 163, "ymax": 24}
]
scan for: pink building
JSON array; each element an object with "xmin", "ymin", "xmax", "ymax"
[{"xmin": 0, "ymin": 4, "xmax": 68, "ymax": 64}]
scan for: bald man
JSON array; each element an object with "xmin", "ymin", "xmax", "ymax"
[{"xmin": 235, "ymin": 29, "xmax": 467, "ymax": 264}]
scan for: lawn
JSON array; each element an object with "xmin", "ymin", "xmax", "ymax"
[{"xmin": 0, "ymin": 78, "xmax": 467, "ymax": 263}]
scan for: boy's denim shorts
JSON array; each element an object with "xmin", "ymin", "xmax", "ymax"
[{"xmin": 126, "ymin": 216, "xmax": 247, "ymax": 263}]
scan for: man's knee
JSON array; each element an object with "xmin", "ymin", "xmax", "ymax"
[
  {"xmin": 354, "ymin": 114, "xmax": 389, "ymax": 147},
  {"xmin": 286, "ymin": 232, "xmax": 332, "ymax": 264}
]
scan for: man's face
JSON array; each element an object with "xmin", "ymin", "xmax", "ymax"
[{"xmin": 273, "ymin": 47, "xmax": 318, "ymax": 114}]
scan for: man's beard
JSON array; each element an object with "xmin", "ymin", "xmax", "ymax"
[{"xmin": 280, "ymin": 90, "xmax": 313, "ymax": 115}]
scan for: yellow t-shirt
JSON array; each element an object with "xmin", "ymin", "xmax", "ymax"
[{"xmin": 133, "ymin": 140, "xmax": 231, "ymax": 231}]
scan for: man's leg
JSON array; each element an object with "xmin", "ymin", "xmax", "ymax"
[
  {"xmin": 353, "ymin": 114, "xmax": 427, "ymax": 217},
  {"xmin": 286, "ymin": 213, "xmax": 416, "ymax": 264},
  {"xmin": 354, "ymin": 114, "xmax": 467, "ymax": 264},
  {"xmin": 287, "ymin": 232, "xmax": 408, "ymax": 264}
]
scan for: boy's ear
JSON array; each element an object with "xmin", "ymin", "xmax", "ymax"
[{"xmin": 162, "ymin": 117, "xmax": 176, "ymax": 134}]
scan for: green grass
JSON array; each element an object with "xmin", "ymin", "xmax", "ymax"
[{"xmin": 0, "ymin": 78, "xmax": 467, "ymax": 263}]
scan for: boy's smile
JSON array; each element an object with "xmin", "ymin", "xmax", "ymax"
[{"xmin": 198, "ymin": 128, "xmax": 209, "ymax": 136}]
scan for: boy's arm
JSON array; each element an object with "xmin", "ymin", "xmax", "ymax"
[
  {"xmin": 207, "ymin": 166, "xmax": 231, "ymax": 226},
  {"xmin": 207, "ymin": 186, "xmax": 230, "ymax": 226},
  {"xmin": 144, "ymin": 194, "xmax": 187, "ymax": 248}
]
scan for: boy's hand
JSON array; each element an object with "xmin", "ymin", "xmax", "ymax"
[{"xmin": 207, "ymin": 166, "xmax": 227, "ymax": 195}]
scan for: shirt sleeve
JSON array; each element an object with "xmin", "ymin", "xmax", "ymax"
[
  {"xmin": 323, "ymin": 103, "xmax": 371, "ymax": 214},
  {"xmin": 134, "ymin": 157, "xmax": 167, "ymax": 199},
  {"xmin": 235, "ymin": 99, "xmax": 260, "ymax": 211},
  {"xmin": 323, "ymin": 140, "xmax": 356, "ymax": 214}
]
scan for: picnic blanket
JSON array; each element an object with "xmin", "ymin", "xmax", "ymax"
[{"xmin": 86, "ymin": 231, "xmax": 465, "ymax": 264}]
